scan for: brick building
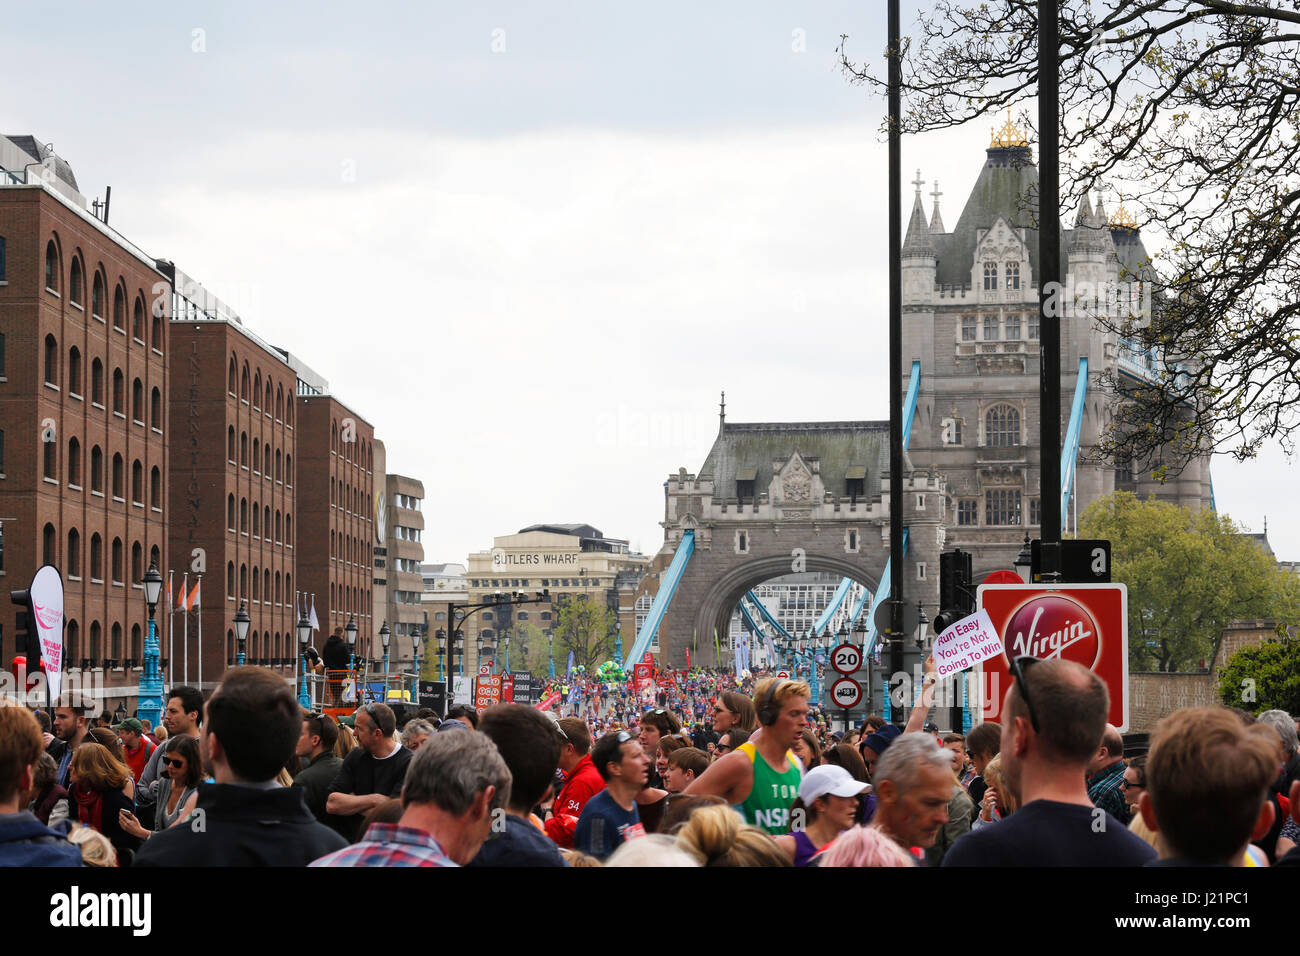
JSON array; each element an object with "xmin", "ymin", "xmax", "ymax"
[
  {"xmin": 163, "ymin": 264, "xmax": 300, "ymax": 689},
  {"xmin": 296, "ymin": 392, "xmax": 376, "ymax": 658},
  {"xmin": 0, "ymin": 136, "xmax": 169, "ymax": 709}
]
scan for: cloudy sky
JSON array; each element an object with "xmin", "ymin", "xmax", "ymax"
[{"xmin": 6, "ymin": 1, "xmax": 1290, "ymax": 563}]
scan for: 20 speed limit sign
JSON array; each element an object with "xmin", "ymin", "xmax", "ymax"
[
  {"xmin": 830, "ymin": 643, "xmax": 862, "ymax": 675},
  {"xmin": 830, "ymin": 677, "xmax": 862, "ymax": 709}
]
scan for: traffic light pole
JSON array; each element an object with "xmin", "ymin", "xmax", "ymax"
[{"xmin": 886, "ymin": 0, "xmax": 907, "ymax": 707}]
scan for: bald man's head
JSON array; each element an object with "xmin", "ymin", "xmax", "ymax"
[
  {"xmin": 1089, "ymin": 723, "xmax": 1126, "ymax": 774},
  {"xmin": 1007, "ymin": 657, "xmax": 1109, "ymax": 766}
]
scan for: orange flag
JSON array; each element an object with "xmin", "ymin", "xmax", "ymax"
[{"xmin": 186, "ymin": 578, "xmax": 201, "ymax": 612}]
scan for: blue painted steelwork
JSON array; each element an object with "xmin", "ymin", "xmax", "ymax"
[
  {"xmin": 848, "ymin": 585, "xmax": 872, "ymax": 627},
  {"xmin": 738, "ymin": 596, "xmax": 763, "ymax": 636},
  {"xmin": 623, "ymin": 530, "xmax": 695, "ymax": 671},
  {"xmin": 745, "ymin": 589, "xmax": 794, "ymax": 642},
  {"xmin": 861, "ymin": 528, "xmax": 909, "ymax": 654},
  {"xmin": 812, "ymin": 577, "xmax": 854, "ymax": 636},
  {"xmin": 903, "ymin": 359, "xmax": 921, "ymax": 444},
  {"xmin": 1060, "ymin": 357, "xmax": 1089, "ymax": 534},
  {"xmin": 1209, "ymin": 472, "xmax": 1216, "ymax": 512}
]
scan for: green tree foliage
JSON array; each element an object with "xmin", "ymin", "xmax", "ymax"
[
  {"xmin": 841, "ymin": 2, "xmax": 1300, "ymax": 468},
  {"xmin": 511, "ymin": 623, "xmax": 555, "ymax": 676},
  {"xmin": 1079, "ymin": 492, "xmax": 1300, "ymax": 671},
  {"xmin": 1216, "ymin": 638, "xmax": 1300, "ymax": 717},
  {"xmin": 556, "ymin": 595, "xmax": 617, "ymax": 669}
]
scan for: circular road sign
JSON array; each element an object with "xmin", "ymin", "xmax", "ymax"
[
  {"xmin": 776, "ymin": 670, "xmax": 791, "ymax": 679},
  {"xmin": 830, "ymin": 677, "xmax": 862, "ymax": 709},
  {"xmin": 983, "ymin": 570, "xmax": 1023, "ymax": 585},
  {"xmin": 874, "ymin": 600, "xmax": 920, "ymax": 637},
  {"xmin": 830, "ymin": 643, "xmax": 862, "ymax": 675}
]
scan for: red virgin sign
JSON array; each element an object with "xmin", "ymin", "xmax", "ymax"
[{"xmin": 976, "ymin": 584, "xmax": 1129, "ymax": 731}]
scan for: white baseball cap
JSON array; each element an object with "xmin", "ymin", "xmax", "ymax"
[{"xmin": 799, "ymin": 764, "xmax": 870, "ymax": 803}]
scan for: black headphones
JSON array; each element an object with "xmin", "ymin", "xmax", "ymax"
[{"xmin": 757, "ymin": 679, "xmax": 790, "ymax": 726}]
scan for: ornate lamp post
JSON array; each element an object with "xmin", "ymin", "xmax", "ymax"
[
  {"xmin": 138, "ymin": 565, "xmax": 164, "ymax": 729},
  {"xmin": 379, "ymin": 622, "xmax": 392, "ymax": 700},
  {"xmin": 410, "ymin": 627, "xmax": 421, "ymax": 698},
  {"xmin": 296, "ymin": 612, "xmax": 313, "ymax": 709},
  {"xmin": 547, "ymin": 630, "xmax": 555, "ymax": 678},
  {"xmin": 234, "ymin": 602, "xmax": 251, "ymax": 665},
  {"xmin": 1015, "ymin": 534, "xmax": 1033, "ymax": 584},
  {"xmin": 345, "ymin": 616, "xmax": 358, "ymax": 672},
  {"xmin": 435, "ymin": 628, "xmax": 447, "ymax": 682},
  {"xmin": 502, "ymin": 632, "xmax": 510, "ymax": 673}
]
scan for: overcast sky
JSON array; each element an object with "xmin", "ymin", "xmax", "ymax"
[{"xmin": 6, "ymin": 1, "xmax": 1291, "ymax": 563}]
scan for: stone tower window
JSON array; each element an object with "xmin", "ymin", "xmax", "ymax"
[{"xmin": 985, "ymin": 404, "xmax": 1021, "ymax": 447}]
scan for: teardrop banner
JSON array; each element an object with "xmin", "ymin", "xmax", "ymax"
[{"xmin": 30, "ymin": 565, "xmax": 65, "ymax": 703}]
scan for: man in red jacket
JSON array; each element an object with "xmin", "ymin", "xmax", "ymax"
[
  {"xmin": 545, "ymin": 717, "xmax": 604, "ymax": 849},
  {"xmin": 113, "ymin": 718, "xmax": 155, "ymax": 782}
]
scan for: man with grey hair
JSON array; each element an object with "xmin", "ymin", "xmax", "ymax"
[
  {"xmin": 870, "ymin": 733, "xmax": 955, "ymax": 859},
  {"xmin": 311, "ymin": 730, "xmax": 512, "ymax": 867},
  {"xmin": 1257, "ymin": 710, "xmax": 1299, "ymax": 788},
  {"xmin": 944, "ymin": 657, "xmax": 1155, "ymax": 866},
  {"xmin": 400, "ymin": 719, "xmax": 436, "ymax": 753}
]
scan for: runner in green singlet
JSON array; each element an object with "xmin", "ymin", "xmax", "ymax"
[
  {"xmin": 733, "ymin": 739, "xmax": 804, "ymax": 834},
  {"xmin": 685, "ymin": 677, "xmax": 810, "ymax": 835}
]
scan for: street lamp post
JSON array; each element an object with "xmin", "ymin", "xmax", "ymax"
[
  {"xmin": 138, "ymin": 565, "xmax": 164, "ymax": 729},
  {"xmin": 410, "ymin": 627, "xmax": 421, "ymax": 699},
  {"xmin": 345, "ymin": 616, "xmax": 358, "ymax": 672},
  {"xmin": 234, "ymin": 603, "xmax": 250, "ymax": 665},
  {"xmin": 548, "ymin": 631, "xmax": 555, "ymax": 678},
  {"xmin": 502, "ymin": 632, "xmax": 510, "ymax": 673},
  {"xmin": 296, "ymin": 613, "xmax": 313, "ymax": 709},
  {"xmin": 379, "ymin": 622, "xmax": 391, "ymax": 701},
  {"xmin": 1015, "ymin": 534, "xmax": 1033, "ymax": 584}
]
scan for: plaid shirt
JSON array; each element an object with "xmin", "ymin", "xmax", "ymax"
[
  {"xmin": 1087, "ymin": 760, "xmax": 1129, "ymax": 824},
  {"xmin": 310, "ymin": 824, "xmax": 457, "ymax": 867}
]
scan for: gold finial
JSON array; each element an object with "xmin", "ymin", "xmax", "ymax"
[
  {"xmin": 1109, "ymin": 202, "xmax": 1138, "ymax": 229},
  {"xmin": 990, "ymin": 107, "xmax": 1030, "ymax": 148}
]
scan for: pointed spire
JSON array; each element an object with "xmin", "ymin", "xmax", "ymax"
[
  {"xmin": 929, "ymin": 180, "xmax": 945, "ymax": 233},
  {"xmin": 1093, "ymin": 190, "xmax": 1108, "ymax": 226},
  {"xmin": 1074, "ymin": 192, "xmax": 1093, "ymax": 225},
  {"xmin": 903, "ymin": 169, "xmax": 934, "ymax": 256},
  {"xmin": 719, "ymin": 390, "xmax": 726, "ymax": 435}
]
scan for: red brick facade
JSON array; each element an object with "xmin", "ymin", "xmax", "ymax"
[
  {"xmin": 296, "ymin": 395, "xmax": 375, "ymax": 656},
  {"xmin": 166, "ymin": 321, "xmax": 298, "ymax": 689},
  {"xmin": 0, "ymin": 186, "xmax": 168, "ymax": 707}
]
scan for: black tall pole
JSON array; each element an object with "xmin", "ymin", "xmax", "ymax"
[
  {"xmin": 1038, "ymin": 0, "xmax": 1062, "ymax": 560},
  {"xmin": 887, "ymin": 0, "xmax": 906, "ymax": 687}
]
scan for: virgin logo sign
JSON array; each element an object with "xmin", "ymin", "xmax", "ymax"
[
  {"xmin": 1005, "ymin": 595, "xmax": 1101, "ymax": 669},
  {"xmin": 978, "ymin": 583, "xmax": 1130, "ymax": 731}
]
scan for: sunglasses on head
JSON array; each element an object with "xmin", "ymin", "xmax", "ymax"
[{"xmin": 1008, "ymin": 655, "xmax": 1042, "ymax": 734}]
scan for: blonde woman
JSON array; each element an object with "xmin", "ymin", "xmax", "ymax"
[
  {"xmin": 674, "ymin": 804, "xmax": 790, "ymax": 867},
  {"xmin": 69, "ymin": 743, "xmax": 140, "ymax": 860}
]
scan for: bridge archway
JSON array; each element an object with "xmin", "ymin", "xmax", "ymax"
[{"xmin": 695, "ymin": 553, "xmax": 881, "ymax": 657}]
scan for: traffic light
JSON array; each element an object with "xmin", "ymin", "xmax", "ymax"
[
  {"xmin": 934, "ymin": 550, "xmax": 974, "ymax": 635},
  {"xmin": 10, "ymin": 587, "xmax": 30, "ymax": 659}
]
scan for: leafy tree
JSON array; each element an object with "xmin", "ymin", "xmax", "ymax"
[
  {"xmin": 556, "ymin": 595, "xmax": 618, "ymax": 670},
  {"xmin": 840, "ymin": 2, "xmax": 1300, "ymax": 468},
  {"xmin": 1217, "ymin": 638, "xmax": 1300, "ymax": 716},
  {"xmin": 510, "ymin": 623, "xmax": 556, "ymax": 676},
  {"xmin": 1078, "ymin": 491, "xmax": 1300, "ymax": 671}
]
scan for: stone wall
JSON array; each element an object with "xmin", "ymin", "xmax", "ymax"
[{"xmin": 1126, "ymin": 620, "xmax": 1277, "ymax": 730}]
